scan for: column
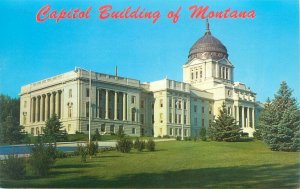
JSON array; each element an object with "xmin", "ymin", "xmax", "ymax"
[
  {"xmin": 45, "ymin": 94, "xmax": 48, "ymax": 121},
  {"xmin": 55, "ymin": 92, "xmax": 59, "ymax": 116},
  {"xmin": 96, "ymin": 89, "xmax": 98, "ymax": 118},
  {"xmin": 187, "ymin": 99, "xmax": 190, "ymax": 125},
  {"xmin": 123, "ymin": 93, "xmax": 126, "ymax": 121},
  {"xmin": 172, "ymin": 97, "xmax": 175, "ymax": 123},
  {"xmin": 237, "ymin": 106, "xmax": 240, "ymax": 126},
  {"xmin": 105, "ymin": 89, "xmax": 109, "ymax": 119},
  {"xmin": 114, "ymin": 91, "xmax": 118, "ymax": 120},
  {"xmin": 228, "ymin": 68, "xmax": 231, "ymax": 81},
  {"xmin": 35, "ymin": 96, "xmax": 39, "ymax": 122},
  {"xmin": 30, "ymin": 98, "xmax": 33, "ymax": 123},
  {"xmin": 247, "ymin": 107, "xmax": 250, "ymax": 128},
  {"xmin": 49, "ymin": 93, "xmax": 53, "ymax": 117},
  {"xmin": 58, "ymin": 91, "xmax": 62, "ymax": 118},
  {"xmin": 216, "ymin": 63, "xmax": 219, "ymax": 78},
  {"xmin": 252, "ymin": 108, "xmax": 255, "ymax": 129},
  {"xmin": 39, "ymin": 96, "xmax": 43, "ymax": 122},
  {"xmin": 241, "ymin": 106, "xmax": 245, "ymax": 128}
]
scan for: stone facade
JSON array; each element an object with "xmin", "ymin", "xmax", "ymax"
[{"xmin": 20, "ymin": 21, "xmax": 259, "ymax": 137}]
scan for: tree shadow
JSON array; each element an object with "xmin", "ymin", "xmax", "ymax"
[{"xmin": 6, "ymin": 163, "xmax": 298, "ymax": 188}]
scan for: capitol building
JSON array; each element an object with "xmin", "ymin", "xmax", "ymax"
[{"xmin": 20, "ymin": 21, "xmax": 258, "ymax": 138}]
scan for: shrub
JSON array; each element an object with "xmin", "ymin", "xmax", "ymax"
[
  {"xmin": 253, "ymin": 129, "xmax": 262, "ymax": 140},
  {"xmin": 28, "ymin": 142, "xmax": 56, "ymax": 176},
  {"xmin": 92, "ymin": 128, "xmax": 101, "ymax": 141},
  {"xmin": 146, "ymin": 139, "xmax": 155, "ymax": 151},
  {"xmin": 157, "ymin": 135, "xmax": 162, "ymax": 138},
  {"xmin": 162, "ymin": 135, "xmax": 170, "ymax": 138},
  {"xmin": 199, "ymin": 127, "xmax": 207, "ymax": 141},
  {"xmin": 176, "ymin": 136, "xmax": 181, "ymax": 141},
  {"xmin": 0, "ymin": 155, "xmax": 26, "ymax": 179},
  {"xmin": 77, "ymin": 144, "xmax": 88, "ymax": 162},
  {"xmin": 55, "ymin": 150, "xmax": 67, "ymax": 158},
  {"xmin": 134, "ymin": 138, "xmax": 145, "ymax": 152},
  {"xmin": 116, "ymin": 138, "xmax": 133, "ymax": 153},
  {"xmin": 87, "ymin": 141, "xmax": 98, "ymax": 156}
]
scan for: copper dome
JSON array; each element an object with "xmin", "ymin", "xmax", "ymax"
[{"xmin": 188, "ymin": 20, "xmax": 228, "ymax": 60}]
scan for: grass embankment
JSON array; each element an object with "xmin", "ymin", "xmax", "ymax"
[{"xmin": 1, "ymin": 140, "xmax": 299, "ymax": 188}]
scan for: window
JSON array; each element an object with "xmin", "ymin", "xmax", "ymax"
[
  {"xmin": 160, "ymin": 99, "xmax": 163, "ymax": 108},
  {"xmin": 24, "ymin": 101, "xmax": 27, "ymax": 108},
  {"xmin": 131, "ymin": 108, "xmax": 136, "ymax": 122},
  {"xmin": 202, "ymin": 107, "xmax": 205, "ymax": 113},
  {"xmin": 184, "ymin": 129, "xmax": 187, "ymax": 137},
  {"xmin": 31, "ymin": 128, "xmax": 34, "ymax": 135},
  {"xmin": 196, "ymin": 71, "xmax": 198, "ymax": 79},
  {"xmin": 226, "ymin": 68, "xmax": 229, "ymax": 80},
  {"xmin": 194, "ymin": 105, "xmax": 197, "ymax": 112},
  {"xmin": 200, "ymin": 70, "xmax": 203, "ymax": 78},
  {"xmin": 86, "ymin": 88, "xmax": 90, "ymax": 97},
  {"xmin": 69, "ymin": 89, "xmax": 72, "ymax": 98},
  {"xmin": 202, "ymin": 119, "xmax": 205, "ymax": 127},
  {"xmin": 194, "ymin": 117, "xmax": 198, "ymax": 125},
  {"xmin": 175, "ymin": 114, "xmax": 177, "ymax": 123},
  {"xmin": 179, "ymin": 128, "xmax": 182, "ymax": 135},
  {"xmin": 169, "ymin": 113, "xmax": 172, "ymax": 123},
  {"xmin": 101, "ymin": 124, "xmax": 105, "ymax": 132},
  {"xmin": 170, "ymin": 128, "xmax": 173, "ymax": 136},
  {"xmin": 36, "ymin": 127, "xmax": 39, "ymax": 135},
  {"xmin": 141, "ymin": 128, "xmax": 144, "ymax": 136},
  {"xmin": 160, "ymin": 113, "xmax": 163, "ymax": 123},
  {"xmin": 131, "ymin": 96, "xmax": 135, "ymax": 104},
  {"xmin": 152, "ymin": 115, "xmax": 154, "ymax": 123},
  {"xmin": 110, "ymin": 125, "xmax": 114, "ymax": 133},
  {"xmin": 86, "ymin": 124, "xmax": 89, "ymax": 131},
  {"xmin": 178, "ymin": 114, "xmax": 181, "ymax": 124},
  {"xmin": 222, "ymin": 67, "xmax": 225, "ymax": 79},
  {"xmin": 86, "ymin": 102, "xmax": 89, "ymax": 117},
  {"xmin": 68, "ymin": 106, "xmax": 72, "ymax": 118},
  {"xmin": 23, "ymin": 115, "xmax": 26, "ymax": 125},
  {"xmin": 184, "ymin": 115, "xmax": 187, "ymax": 124},
  {"xmin": 191, "ymin": 72, "xmax": 194, "ymax": 80},
  {"xmin": 178, "ymin": 101, "xmax": 181, "ymax": 109},
  {"xmin": 175, "ymin": 128, "xmax": 178, "ymax": 135},
  {"xmin": 141, "ymin": 100, "xmax": 144, "ymax": 108},
  {"xmin": 183, "ymin": 101, "xmax": 187, "ymax": 110},
  {"xmin": 169, "ymin": 99, "xmax": 172, "ymax": 108},
  {"xmin": 132, "ymin": 128, "xmax": 136, "ymax": 134},
  {"xmin": 119, "ymin": 125, "xmax": 123, "ymax": 133},
  {"xmin": 140, "ymin": 114, "xmax": 144, "ymax": 124},
  {"xmin": 209, "ymin": 105, "xmax": 212, "ymax": 114}
]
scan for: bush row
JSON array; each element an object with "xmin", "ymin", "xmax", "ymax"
[{"xmin": 116, "ymin": 138, "xmax": 155, "ymax": 153}]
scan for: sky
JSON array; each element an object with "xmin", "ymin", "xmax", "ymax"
[{"xmin": 0, "ymin": 0, "xmax": 299, "ymax": 102}]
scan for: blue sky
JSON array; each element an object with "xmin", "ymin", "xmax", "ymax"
[{"xmin": 0, "ymin": 0, "xmax": 299, "ymax": 102}]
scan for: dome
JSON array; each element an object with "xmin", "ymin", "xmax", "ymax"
[{"xmin": 188, "ymin": 20, "xmax": 228, "ymax": 60}]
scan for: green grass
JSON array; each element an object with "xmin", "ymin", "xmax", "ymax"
[{"xmin": 1, "ymin": 140, "xmax": 299, "ymax": 188}]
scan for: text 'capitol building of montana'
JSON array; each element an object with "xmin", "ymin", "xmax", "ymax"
[{"xmin": 20, "ymin": 21, "xmax": 259, "ymax": 137}]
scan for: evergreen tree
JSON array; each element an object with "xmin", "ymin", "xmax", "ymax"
[
  {"xmin": 260, "ymin": 81, "xmax": 300, "ymax": 151},
  {"xmin": 208, "ymin": 102, "xmax": 241, "ymax": 142},
  {"xmin": 0, "ymin": 116, "xmax": 25, "ymax": 144},
  {"xmin": 43, "ymin": 114, "xmax": 65, "ymax": 143}
]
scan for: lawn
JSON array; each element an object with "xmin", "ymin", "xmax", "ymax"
[{"xmin": 1, "ymin": 140, "xmax": 299, "ymax": 188}]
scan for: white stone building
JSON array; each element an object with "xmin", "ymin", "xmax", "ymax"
[{"xmin": 20, "ymin": 21, "xmax": 258, "ymax": 137}]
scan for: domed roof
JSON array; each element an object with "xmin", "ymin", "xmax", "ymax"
[{"xmin": 188, "ymin": 20, "xmax": 228, "ymax": 60}]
